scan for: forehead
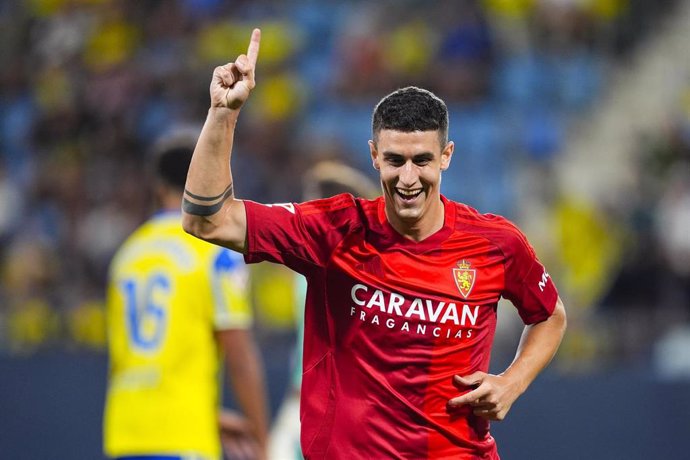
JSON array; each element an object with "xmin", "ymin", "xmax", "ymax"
[{"xmin": 376, "ymin": 129, "xmax": 443, "ymax": 154}]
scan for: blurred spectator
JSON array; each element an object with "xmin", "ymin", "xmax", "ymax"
[
  {"xmin": 0, "ymin": 162, "xmax": 24, "ymax": 244},
  {"xmin": 0, "ymin": 0, "xmax": 683, "ymax": 380},
  {"xmin": 655, "ymin": 165, "xmax": 690, "ymax": 283},
  {"xmin": 268, "ymin": 159, "xmax": 379, "ymax": 460}
]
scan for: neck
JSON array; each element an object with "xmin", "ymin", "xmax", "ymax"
[
  {"xmin": 157, "ymin": 189, "xmax": 183, "ymax": 212},
  {"xmin": 386, "ymin": 196, "xmax": 445, "ymax": 242}
]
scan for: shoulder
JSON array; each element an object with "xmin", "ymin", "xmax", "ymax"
[
  {"xmin": 109, "ymin": 218, "xmax": 154, "ymax": 264},
  {"xmin": 115, "ymin": 214, "xmax": 224, "ymax": 271},
  {"xmin": 300, "ymin": 193, "xmax": 370, "ymax": 227},
  {"xmin": 298, "ymin": 193, "xmax": 360, "ymax": 215},
  {"xmin": 244, "ymin": 194, "xmax": 359, "ymax": 221},
  {"xmin": 451, "ymin": 200, "xmax": 535, "ymax": 260}
]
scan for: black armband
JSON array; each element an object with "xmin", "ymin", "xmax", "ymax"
[{"xmin": 182, "ymin": 184, "xmax": 233, "ymax": 216}]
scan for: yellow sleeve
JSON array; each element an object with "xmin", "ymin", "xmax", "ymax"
[{"xmin": 208, "ymin": 247, "xmax": 253, "ymax": 330}]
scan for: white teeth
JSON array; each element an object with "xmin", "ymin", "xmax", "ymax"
[{"xmin": 397, "ymin": 189, "xmax": 421, "ymax": 197}]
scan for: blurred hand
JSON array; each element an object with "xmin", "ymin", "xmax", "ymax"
[
  {"xmin": 447, "ymin": 372, "xmax": 521, "ymax": 421},
  {"xmin": 219, "ymin": 409, "xmax": 264, "ymax": 460},
  {"xmin": 210, "ymin": 28, "xmax": 261, "ymax": 110}
]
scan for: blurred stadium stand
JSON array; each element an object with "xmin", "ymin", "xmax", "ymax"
[{"xmin": 0, "ymin": 0, "xmax": 689, "ymax": 458}]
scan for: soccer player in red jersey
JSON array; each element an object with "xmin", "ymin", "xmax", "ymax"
[{"xmin": 182, "ymin": 29, "xmax": 567, "ymax": 459}]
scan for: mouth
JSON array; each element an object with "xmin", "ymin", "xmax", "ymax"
[{"xmin": 395, "ymin": 188, "xmax": 423, "ymax": 202}]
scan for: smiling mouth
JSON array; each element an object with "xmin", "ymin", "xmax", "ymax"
[{"xmin": 396, "ymin": 188, "xmax": 423, "ymax": 201}]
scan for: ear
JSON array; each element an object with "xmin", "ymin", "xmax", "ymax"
[
  {"xmin": 440, "ymin": 141, "xmax": 454, "ymax": 171},
  {"xmin": 369, "ymin": 140, "xmax": 380, "ymax": 170}
]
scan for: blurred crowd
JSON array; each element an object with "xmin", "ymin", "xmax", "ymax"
[
  {"xmin": 0, "ymin": 0, "xmax": 686, "ymax": 375},
  {"xmin": 600, "ymin": 88, "xmax": 690, "ymax": 374}
]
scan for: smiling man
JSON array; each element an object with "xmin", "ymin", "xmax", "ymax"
[
  {"xmin": 369, "ymin": 88, "xmax": 454, "ymax": 241},
  {"xmin": 182, "ymin": 29, "xmax": 567, "ymax": 459}
]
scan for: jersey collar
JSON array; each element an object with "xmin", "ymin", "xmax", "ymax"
[{"xmin": 373, "ymin": 195, "xmax": 455, "ymax": 253}]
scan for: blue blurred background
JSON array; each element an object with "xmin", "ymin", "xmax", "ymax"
[{"xmin": 1, "ymin": 0, "xmax": 689, "ymax": 458}]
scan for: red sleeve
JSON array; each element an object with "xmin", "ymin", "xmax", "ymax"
[
  {"xmin": 243, "ymin": 194, "xmax": 358, "ymax": 276},
  {"xmin": 501, "ymin": 228, "xmax": 558, "ymax": 325}
]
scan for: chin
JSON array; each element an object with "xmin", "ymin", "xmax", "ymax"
[{"xmin": 395, "ymin": 208, "xmax": 422, "ymax": 222}]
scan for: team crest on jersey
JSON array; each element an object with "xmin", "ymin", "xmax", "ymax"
[{"xmin": 453, "ymin": 260, "xmax": 476, "ymax": 299}]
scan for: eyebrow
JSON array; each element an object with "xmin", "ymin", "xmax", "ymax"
[{"xmin": 382, "ymin": 151, "xmax": 435, "ymax": 161}]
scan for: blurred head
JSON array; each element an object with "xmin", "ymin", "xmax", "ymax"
[
  {"xmin": 369, "ymin": 87, "xmax": 454, "ymax": 237},
  {"xmin": 150, "ymin": 128, "xmax": 198, "ymax": 210},
  {"xmin": 302, "ymin": 160, "xmax": 378, "ymax": 201}
]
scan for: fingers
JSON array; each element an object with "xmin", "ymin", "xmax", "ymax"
[
  {"xmin": 448, "ymin": 395, "xmax": 504, "ymax": 421},
  {"xmin": 220, "ymin": 418, "xmax": 252, "ymax": 435},
  {"xmin": 472, "ymin": 407, "xmax": 505, "ymax": 421},
  {"xmin": 471, "ymin": 401, "xmax": 508, "ymax": 421},
  {"xmin": 453, "ymin": 372, "xmax": 484, "ymax": 388},
  {"xmin": 209, "ymin": 28, "xmax": 260, "ymax": 109},
  {"xmin": 215, "ymin": 64, "xmax": 240, "ymax": 88},
  {"xmin": 448, "ymin": 373, "xmax": 488, "ymax": 407},
  {"xmin": 449, "ymin": 384, "xmax": 491, "ymax": 407},
  {"xmin": 447, "ymin": 372, "xmax": 513, "ymax": 421},
  {"xmin": 235, "ymin": 55, "xmax": 254, "ymax": 78},
  {"xmin": 246, "ymin": 28, "xmax": 261, "ymax": 67},
  {"xmin": 222, "ymin": 436, "xmax": 258, "ymax": 460},
  {"xmin": 213, "ymin": 57, "xmax": 253, "ymax": 99}
]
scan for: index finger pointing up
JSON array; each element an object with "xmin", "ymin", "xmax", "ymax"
[{"xmin": 247, "ymin": 28, "xmax": 261, "ymax": 67}]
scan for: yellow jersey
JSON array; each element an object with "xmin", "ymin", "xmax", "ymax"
[{"xmin": 103, "ymin": 211, "xmax": 251, "ymax": 459}]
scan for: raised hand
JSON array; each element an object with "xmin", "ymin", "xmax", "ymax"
[{"xmin": 210, "ymin": 28, "xmax": 261, "ymax": 110}]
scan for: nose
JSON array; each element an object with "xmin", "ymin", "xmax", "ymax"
[{"xmin": 399, "ymin": 161, "xmax": 417, "ymax": 187}]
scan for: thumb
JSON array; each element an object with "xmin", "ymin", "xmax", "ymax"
[{"xmin": 453, "ymin": 372, "xmax": 484, "ymax": 388}]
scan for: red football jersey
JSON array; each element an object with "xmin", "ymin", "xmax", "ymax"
[{"xmin": 244, "ymin": 194, "xmax": 558, "ymax": 459}]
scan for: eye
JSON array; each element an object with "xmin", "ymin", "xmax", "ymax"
[
  {"xmin": 414, "ymin": 157, "xmax": 431, "ymax": 166},
  {"xmin": 386, "ymin": 156, "xmax": 404, "ymax": 167}
]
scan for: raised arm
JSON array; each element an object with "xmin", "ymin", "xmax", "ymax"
[{"xmin": 182, "ymin": 29, "xmax": 261, "ymax": 253}]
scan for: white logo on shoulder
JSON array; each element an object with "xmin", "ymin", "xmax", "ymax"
[
  {"xmin": 538, "ymin": 269, "xmax": 550, "ymax": 292},
  {"xmin": 266, "ymin": 203, "xmax": 295, "ymax": 214}
]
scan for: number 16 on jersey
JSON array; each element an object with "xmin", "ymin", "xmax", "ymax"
[{"xmin": 120, "ymin": 273, "xmax": 172, "ymax": 352}]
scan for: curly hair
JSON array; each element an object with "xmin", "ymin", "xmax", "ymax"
[{"xmin": 372, "ymin": 86, "xmax": 448, "ymax": 146}]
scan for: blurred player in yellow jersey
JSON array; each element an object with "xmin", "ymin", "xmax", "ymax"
[{"xmin": 104, "ymin": 130, "xmax": 269, "ymax": 460}]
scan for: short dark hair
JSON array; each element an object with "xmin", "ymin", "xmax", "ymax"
[
  {"xmin": 151, "ymin": 129, "xmax": 198, "ymax": 190},
  {"xmin": 154, "ymin": 146, "xmax": 193, "ymax": 190},
  {"xmin": 372, "ymin": 86, "xmax": 449, "ymax": 146}
]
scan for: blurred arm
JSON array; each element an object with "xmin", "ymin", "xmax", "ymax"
[{"xmin": 216, "ymin": 328, "xmax": 269, "ymax": 460}]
